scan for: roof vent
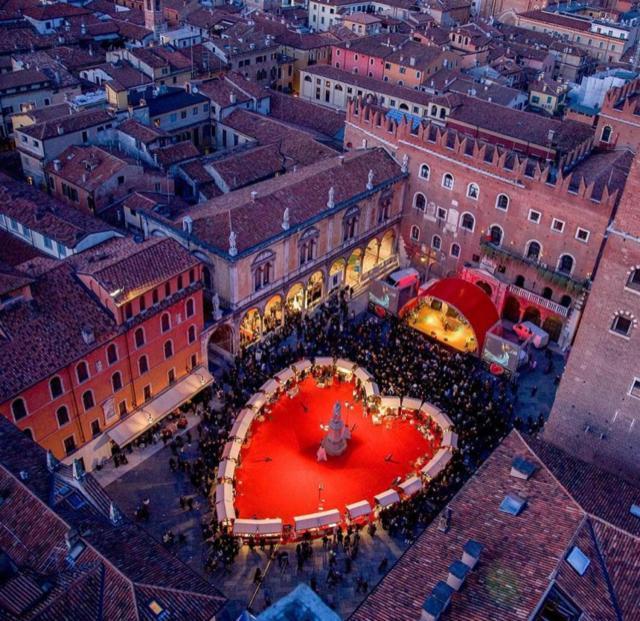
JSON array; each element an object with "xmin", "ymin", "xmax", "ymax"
[
  {"xmin": 499, "ymin": 493, "xmax": 526, "ymax": 516},
  {"xmin": 251, "ymin": 190, "xmax": 258, "ymax": 201},
  {"xmin": 56, "ymin": 125, "xmax": 64, "ymax": 135},
  {"xmin": 81, "ymin": 326, "xmax": 95, "ymax": 345},
  {"xmin": 53, "ymin": 159, "xmax": 62, "ymax": 172},
  {"xmin": 566, "ymin": 546, "xmax": 590, "ymax": 576},
  {"xmin": 437, "ymin": 506, "xmax": 451, "ymax": 533},
  {"xmin": 18, "ymin": 470, "xmax": 29, "ymax": 481},
  {"xmin": 461, "ymin": 540, "xmax": 483, "ymax": 569},
  {"xmin": 510, "ymin": 456, "xmax": 537, "ymax": 480},
  {"xmin": 446, "ymin": 560, "xmax": 469, "ymax": 591}
]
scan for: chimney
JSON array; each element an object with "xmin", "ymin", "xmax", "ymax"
[
  {"xmin": 81, "ymin": 325, "xmax": 95, "ymax": 345},
  {"xmin": 510, "ymin": 456, "xmax": 537, "ymax": 480},
  {"xmin": 251, "ymin": 191, "xmax": 258, "ymax": 202},
  {"xmin": 420, "ymin": 581, "xmax": 453, "ymax": 621},
  {"xmin": 57, "ymin": 125, "xmax": 64, "ymax": 135},
  {"xmin": 109, "ymin": 502, "xmax": 122, "ymax": 525},
  {"xmin": 46, "ymin": 450, "xmax": 59, "ymax": 472},
  {"xmin": 182, "ymin": 216, "xmax": 193, "ymax": 234},
  {"xmin": 461, "ymin": 540, "xmax": 483, "ymax": 570},
  {"xmin": 53, "ymin": 159, "xmax": 62, "ymax": 171},
  {"xmin": 230, "ymin": 91, "xmax": 237, "ymax": 104},
  {"xmin": 446, "ymin": 560, "xmax": 470, "ymax": 591}
]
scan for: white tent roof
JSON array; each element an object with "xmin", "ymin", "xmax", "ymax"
[
  {"xmin": 233, "ymin": 518, "xmax": 283, "ymax": 536},
  {"xmin": 314, "ymin": 357, "xmax": 334, "ymax": 367},
  {"xmin": 276, "ymin": 368, "xmax": 295, "ymax": 383},
  {"xmin": 380, "ymin": 396, "xmax": 401, "ymax": 411},
  {"xmin": 422, "ymin": 404, "xmax": 453, "ymax": 430},
  {"xmin": 292, "ymin": 359, "xmax": 312, "ymax": 373},
  {"xmin": 421, "ymin": 448, "xmax": 452, "ymax": 480},
  {"xmin": 336, "ymin": 358, "xmax": 356, "ymax": 374},
  {"xmin": 215, "ymin": 483, "xmax": 235, "ymax": 522},
  {"xmin": 261, "ymin": 378, "xmax": 279, "ymax": 395},
  {"xmin": 374, "ymin": 489, "xmax": 400, "ymax": 507},
  {"xmin": 222, "ymin": 440, "xmax": 241, "ymax": 462},
  {"xmin": 402, "ymin": 397, "xmax": 423, "ymax": 411},
  {"xmin": 230, "ymin": 409, "xmax": 254, "ymax": 439},
  {"xmin": 364, "ymin": 381, "xmax": 380, "ymax": 398},
  {"xmin": 294, "ymin": 509, "xmax": 341, "ymax": 531},
  {"xmin": 399, "ymin": 475, "xmax": 422, "ymax": 496},
  {"xmin": 217, "ymin": 459, "xmax": 236, "ymax": 480},
  {"xmin": 442, "ymin": 429, "xmax": 458, "ymax": 449},
  {"xmin": 247, "ymin": 393, "xmax": 266, "ymax": 411},
  {"xmin": 107, "ymin": 367, "xmax": 213, "ymax": 447},
  {"xmin": 354, "ymin": 367, "xmax": 373, "ymax": 384},
  {"xmin": 345, "ymin": 500, "xmax": 372, "ymax": 520}
]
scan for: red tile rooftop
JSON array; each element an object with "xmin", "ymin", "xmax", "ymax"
[
  {"xmin": 518, "ymin": 9, "xmax": 593, "ymax": 31},
  {"xmin": 18, "ymin": 108, "xmax": 114, "ymax": 141}
]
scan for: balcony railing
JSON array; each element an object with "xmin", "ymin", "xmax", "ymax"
[
  {"xmin": 508, "ymin": 283, "xmax": 570, "ymax": 318},
  {"xmin": 479, "ymin": 240, "xmax": 590, "ymax": 293}
]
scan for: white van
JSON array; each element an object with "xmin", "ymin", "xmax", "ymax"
[{"xmin": 513, "ymin": 321, "xmax": 549, "ymax": 349}]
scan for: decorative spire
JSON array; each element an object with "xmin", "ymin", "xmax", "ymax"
[{"xmin": 366, "ymin": 169, "xmax": 374, "ymax": 191}]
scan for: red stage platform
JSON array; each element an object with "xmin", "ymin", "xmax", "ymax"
[{"xmin": 234, "ymin": 377, "xmax": 439, "ymax": 526}]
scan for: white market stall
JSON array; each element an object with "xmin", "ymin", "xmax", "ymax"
[
  {"xmin": 291, "ymin": 359, "xmax": 313, "ymax": 375},
  {"xmin": 294, "ymin": 509, "xmax": 341, "ymax": 532},
  {"xmin": 247, "ymin": 393, "xmax": 267, "ymax": 412},
  {"xmin": 442, "ymin": 429, "xmax": 459, "ymax": 449},
  {"xmin": 345, "ymin": 500, "xmax": 372, "ymax": 520},
  {"xmin": 402, "ymin": 397, "xmax": 423, "ymax": 411},
  {"xmin": 379, "ymin": 396, "xmax": 401, "ymax": 414},
  {"xmin": 374, "ymin": 489, "xmax": 401, "ymax": 508},
  {"xmin": 215, "ymin": 483, "xmax": 235, "ymax": 522},
  {"xmin": 421, "ymin": 448, "xmax": 452, "ymax": 480},
  {"xmin": 233, "ymin": 518, "xmax": 283, "ymax": 537},
  {"xmin": 217, "ymin": 459, "xmax": 236, "ymax": 480},
  {"xmin": 314, "ymin": 357, "xmax": 335, "ymax": 368},
  {"xmin": 399, "ymin": 475, "xmax": 422, "ymax": 497},
  {"xmin": 222, "ymin": 440, "xmax": 241, "ymax": 462}
]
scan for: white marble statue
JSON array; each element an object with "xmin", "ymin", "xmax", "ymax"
[{"xmin": 229, "ymin": 230, "xmax": 237, "ymax": 256}]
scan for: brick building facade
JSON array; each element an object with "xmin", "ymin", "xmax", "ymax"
[
  {"xmin": 0, "ymin": 237, "xmax": 208, "ymax": 468},
  {"xmin": 595, "ymin": 77, "xmax": 640, "ymax": 152},
  {"xmin": 546, "ymin": 152, "xmax": 640, "ymax": 485},
  {"xmin": 344, "ymin": 100, "xmax": 632, "ymax": 344}
]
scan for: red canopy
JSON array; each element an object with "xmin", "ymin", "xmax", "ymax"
[{"xmin": 422, "ymin": 278, "xmax": 499, "ymax": 350}]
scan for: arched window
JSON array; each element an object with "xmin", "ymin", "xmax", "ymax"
[
  {"xmin": 419, "ymin": 164, "xmax": 430, "ymax": 179},
  {"xmin": 542, "ymin": 287, "xmax": 553, "ymax": 300},
  {"xmin": 442, "ymin": 173, "xmax": 454, "ymax": 189},
  {"xmin": 23, "ymin": 429, "xmax": 33, "ymax": 440},
  {"xmin": 467, "ymin": 183, "xmax": 479, "ymax": 199},
  {"xmin": 298, "ymin": 228, "xmax": 318, "ymax": 267},
  {"xmin": 161, "ymin": 313, "xmax": 171, "ymax": 333},
  {"xmin": 76, "ymin": 361, "xmax": 89, "ymax": 383},
  {"xmin": 185, "ymin": 298, "xmax": 195, "ymax": 318},
  {"xmin": 450, "ymin": 243, "xmax": 460, "ymax": 257},
  {"xmin": 304, "ymin": 75, "xmax": 312, "ymax": 83},
  {"xmin": 489, "ymin": 224, "xmax": 503, "ymax": 245},
  {"xmin": 11, "ymin": 398, "xmax": 27, "ymax": 421},
  {"xmin": 558, "ymin": 254, "xmax": 574, "ymax": 275},
  {"xmin": 410, "ymin": 225, "xmax": 420, "ymax": 241},
  {"xmin": 496, "ymin": 194, "xmax": 509, "ymax": 211},
  {"xmin": 134, "ymin": 328, "xmax": 145, "ymax": 348},
  {"xmin": 188, "ymin": 325, "xmax": 197, "ymax": 343},
  {"xmin": 50, "ymin": 376, "xmax": 63, "ymax": 399},
  {"xmin": 626, "ymin": 268, "xmax": 640, "ymax": 292},
  {"xmin": 432, "ymin": 235, "xmax": 442, "ymax": 250},
  {"xmin": 82, "ymin": 390, "xmax": 95, "ymax": 411},
  {"xmin": 56, "ymin": 406, "xmax": 69, "ymax": 427},
  {"xmin": 560, "ymin": 294, "xmax": 572, "ymax": 307},
  {"xmin": 107, "ymin": 344, "xmax": 118, "ymax": 365},
  {"xmin": 601, "ymin": 125, "xmax": 612, "ymax": 143},
  {"xmin": 112, "ymin": 371, "xmax": 123, "ymax": 393},
  {"xmin": 164, "ymin": 340, "xmax": 173, "ymax": 359},
  {"xmin": 414, "ymin": 192, "xmax": 426, "ymax": 211},
  {"xmin": 335, "ymin": 84, "xmax": 343, "ymax": 91},
  {"xmin": 461, "ymin": 213, "xmax": 475, "ymax": 232},
  {"xmin": 139, "ymin": 355, "xmax": 149, "ymax": 375},
  {"xmin": 342, "ymin": 207, "xmax": 359, "ymax": 242},
  {"xmin": 515, "ymin": 274, "xmax": 525, "ymax": 287},
  {"xmin": 611, "ymin": 313, "xmax": 633, "ymax": 337},
  {"xmin": 526, "ymin": 241, "xmax": 541, "ymax": 260}
]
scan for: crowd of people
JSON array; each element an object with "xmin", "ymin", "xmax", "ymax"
[{"xmin": 157, "ymin": 287, "xmax": 543, "ymax": 607}]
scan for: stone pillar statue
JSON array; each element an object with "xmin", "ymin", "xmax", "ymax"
[
  {"xmin": 229, "ymin": 230, "xmax": 237, "ymax": 257},
  {"xmin": 212, "ymin": 293, "xmax": 222, "ymax": 320},
  {"xmin": 322, "ymin": 401, "xmax": 350, "ymax": 457},
  {"xmin": 366, "ymin": 169, "xmax": 374, "ymax": 191}
]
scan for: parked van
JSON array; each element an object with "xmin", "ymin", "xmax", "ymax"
[{"xmin": 513, "ymin": 321, "xmax": 549, "ymax": 349}]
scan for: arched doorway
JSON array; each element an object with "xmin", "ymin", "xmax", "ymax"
[
  {"xmin": 345, "ymin": 249, "xmax": 363, "ymax": 288},
  {"xmin": 286, "ymin": 283, "xmax": 305, "ymax": 316},
  {"xmin": 208, "ymin": 324, "xmax": 234, "ymax": 356},
  {"xmin": 329, "ymin": 259, "xmax": 346, "ymax": 292},
  {"xmin": 476, "ymin": 280, "xmax": 493, "ymax": 297},
  {"xmin": 502, "ymin": 296, "xmax": 520, "ymax": 323},
  {"xmin": 362, "ymin": 238, "xmax": 379, "ymax": 274},
  {"xmin": 306, "ymin": 271, "xmax": 324, "ymax": 309},
  {"xmin": 522, "ymin": 306, "xmax": 541, "ymax": 326},
  {"xmin": 379, "ymin": 230, "xmax": 395, "ymax": 261},
  {"xmin": 542, "ymin": 287, "xmax": 553, "ymax": 300},
  {"xmin": 263, "ymin": 295, "xmax": 283, "ymax": 333},
  {"xmin": 560, "ymin": 295, "xmax": 572, "ymax": 308},
  {"xmin": 239, "ymin": 308, "xmax": 262, "ymax": 347},
  {"xmin": 542, "ymin": 316, "xmax": 563, "ymax": 342}
]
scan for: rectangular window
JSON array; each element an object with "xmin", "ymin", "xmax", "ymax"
[
  {"xmin": 575, "ymin": 227, "xmax": 590, "ymax": 243},
  {"xmin": 91, "ymin": 420, "xmax": 100, "ymax": 437},
  {"xmin": 143, "ymin": 385, "xmax": 152, "ymax": 401},
  {"xmin": 118, "ymin": 400, "xmax": 127, "ymax": 416},
  {"xmin": 64, "ymin": 436, "xmax": 76, "ymax": 455},
  {"xmin": 528, "ymin": 210, "xmax": 541, "ymax": 223},
  {"xmin": 551, "ymin": 218, "xmax": 565, "ymax": 232},
  {"xmin": 630, "ymin": 378, "xmax": 640, "ymax": 399}
]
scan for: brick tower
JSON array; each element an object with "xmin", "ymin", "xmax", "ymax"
[{"xmin": 144, "ymin": 0, "xmax": 163, "ymax": 36}]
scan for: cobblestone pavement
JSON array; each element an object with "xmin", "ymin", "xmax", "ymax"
[{"xmin": 106, "ymin": 438, "xmax": 412, "ymax": 620}]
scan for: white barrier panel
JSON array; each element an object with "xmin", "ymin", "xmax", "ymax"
[
  {"xmin": 294, "ymin": 509, "xmax": 341, "ymax": 531},
  {"xmin": 314, "ymin": 357, "xmax": 335, "ymax": 367},
  {"xmin": 261, "ymin": 378, "xmax": 279, "ymax": 395},
  {"xmin": 222, "ymin": 440, "xmax": 241, "ymax": 462},
  {"xmin": 292, "ymin": 359, "xmax": 313, "ymax": 374},
  {"xmin": 374, "ymin": 489, "xmax": 400, "ymax": 507},
  {"xmin": 233, "ymin": 518, "xmax": 283, "ymax": 537},
  {"xmin": 402, "ymin": 397, "xmax": 423, "ymax": 411},
  {"xmin": 276, "ymin": 368, "xmax": 295, "ymax": 383},
  {"xmin": 345, "ymin": 500, "xmax": 372, "ymax": 520},
  {"xmin": 354, "ymin": 367, "xmax": 373, "ymax": 384},
  {"xmin": 399, "ymin": 475, "xmax": 422, "ymax": 496},
  {"xmin": 421, "ymin": 404, "xmax": 453, "ymax": 430},
  {"xmin": 218, "ymin": 459, "xmax": 236, "ymax": 480},
  {"xmin": 336, "ymin": 358, "xmax": 356, "ymax": 374},
  {"xmin": 230, "ymin": 409, "xmax": 254, "ymax": 439},
  {"xmin": 215, "ymin": 483, "xmax": 236, "ymax": 521},
  {"xmin": 247, "ymin": 393, "xmax": 266, "ymax": 411},
  {"xmin": 442, "ymin": 429, "xmax": 458, "ymax": 449},
  {"xmin": 421, "ymin": 448, "xmax": 452, "ymax": 480},
  {"xmin": 379, "ymin": 396, "xmax": 401, "ymax": 411}
]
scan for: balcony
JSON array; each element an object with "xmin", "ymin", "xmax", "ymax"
[{"xmin": 479, "ymin": 240, "xmax": 589, "ymax": 294}]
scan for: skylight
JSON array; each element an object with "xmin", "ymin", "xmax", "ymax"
[
  {"xmin": 630, "ymin": 504, "xmax": 640, "ymax": 519},
  {"xmin": 499, "ymin": 493, "xmax": 527, "ymax": 516},
  {"xmin": 567, "ymin": 546, "xmax": 590, "ymax": 576}
]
